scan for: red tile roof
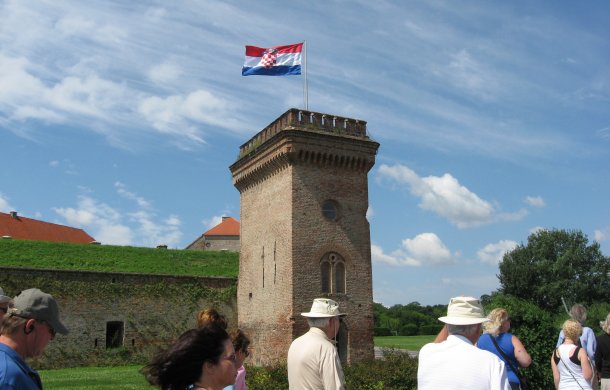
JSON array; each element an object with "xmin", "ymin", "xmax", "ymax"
[
  {"xmin": 0, "ymin": 211, "xmax": 95, "ymax": 244},
  {"xmin": 203, "ymin": 217, "xmax": 240, "ymax": 236}
]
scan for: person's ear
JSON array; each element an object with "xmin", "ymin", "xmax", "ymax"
[
  {"xmin": 202, "ymin": 360, "xmax": 215, "ymax": 375},
  {"xmin": 24, "ymin": 319, "xmax": 37, "ymax": 334}
]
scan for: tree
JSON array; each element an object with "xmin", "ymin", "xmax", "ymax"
[{"xmin": 498, "ymin": 229, "xmax": 610, "ymax": 312}]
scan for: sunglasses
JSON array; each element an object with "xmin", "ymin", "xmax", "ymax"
[{"xmin": 0, "ymin": 307, "xmax": 7, "ymax": 314}]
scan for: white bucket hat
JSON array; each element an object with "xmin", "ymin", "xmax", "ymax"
[
  {"xmin": 438, "ymin": 296, "xmax": 489, "ymax": 325},
  {"xmin": 0, "ymin": 287, "xmax": 11, "ymax": 304},
  {"xmin": 301, "ymin": 298, "xmax": 346, "ymax": 318}
]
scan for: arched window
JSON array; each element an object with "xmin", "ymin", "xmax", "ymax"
[{"xmin": 320, "ymin": 252, "xmax": 346, "ymax": 294}]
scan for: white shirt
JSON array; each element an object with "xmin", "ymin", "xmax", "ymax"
[
  {"xmin": 418, "ymin": 334, "xmax": 511, "ymax": 390},
  {"xmin": 287, "ymin": 327, "xmax": 345, "ymax": 390}
]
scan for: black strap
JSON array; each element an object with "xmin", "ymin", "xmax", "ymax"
[{"xmin": 488, "ymin": 334, "xmax": 525, "ymax": 383}]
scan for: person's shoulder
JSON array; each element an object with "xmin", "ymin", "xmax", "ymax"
[{"xmin": 418, "ymin": 342, "xmax": 438, "ymax": 355}]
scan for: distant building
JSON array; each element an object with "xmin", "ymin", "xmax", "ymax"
[
  {"xmin": 186, "ymin": 216, "xmax": 240, "ymax": 252},
  {"xmin": 0, "ymin": 211, "xmax": 95, "ymax": 244}
]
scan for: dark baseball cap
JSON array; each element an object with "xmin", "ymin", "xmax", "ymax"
[{"xmin": 9, "ymin": 288, "xmax": 69, "ymax": 335}]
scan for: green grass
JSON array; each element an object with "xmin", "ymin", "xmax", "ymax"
[
  {"xmin": 374, "ymin": 335, "xmax": 435, "ymax": 350},
  {"xmin": 0, "ymin": 240, "xmax": 238, "ymax": 277},
  {"xmin": 39, "ymin": 365, "xmax": 149, "ymax": 389}
]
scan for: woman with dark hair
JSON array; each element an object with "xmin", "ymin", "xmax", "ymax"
[{"xmin": 142, "ymin": 325, "xmax": 237, "ymax": 390}]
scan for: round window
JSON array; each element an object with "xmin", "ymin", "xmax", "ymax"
[{"xmin": 322, "ymin": 200, "xmax": 339, "ymax": 221}]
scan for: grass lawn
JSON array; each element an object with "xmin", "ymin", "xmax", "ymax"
[
  {"xmin": 39, "ymin": 365, "xmax": 149, "ymax": 389},
  {"xmin": 374, "ymin": 335, "xmax": 435, "ymax": 350}
]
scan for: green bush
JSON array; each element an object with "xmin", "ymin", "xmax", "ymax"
[
  {"xmin": 246, "ymin": 351, "xmax": 418, "ymax": 390},
  {"xmin": 485, "ymin": 294, "xmax": 556, "ymax": 389},
  {"xmin": 374, "ymin": 327, "xmax": 392, "ymax": 336},
  {"xmin": 419, "ymin": 324, "xmax": 443, "ymax": 335},
  {"xmin": 345, "ymin": 351, "xmax": 417, "ymax": 389},
  {"xmin": 246, "ymin": 363, "xmax": 288, "ymax": 390},
  {"xmin": 400, "ymin": 323, "xmax": 418, "ymax": 336}
]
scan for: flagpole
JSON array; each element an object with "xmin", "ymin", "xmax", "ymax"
[{"xmin": 303, "ymin": 41, "xmax": 308, "ymax": 111}]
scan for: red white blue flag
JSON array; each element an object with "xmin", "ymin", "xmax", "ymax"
[{"xmin": 242, "ymin": 43, "xmax": 303, "ymax": 76}]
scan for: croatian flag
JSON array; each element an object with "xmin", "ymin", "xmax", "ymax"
[{"xmin": 242, "ymin": 43, "xmax": 303, "ymax": 76}]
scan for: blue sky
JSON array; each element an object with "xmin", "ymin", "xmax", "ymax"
[{"xmin": 1, "ymin": 1, "xmax": 608, "ymax": 306}]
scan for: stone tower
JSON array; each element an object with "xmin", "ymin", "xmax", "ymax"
[{"xmin": 230, "ymin": 108, "xmax": 379, "ymax": 365}]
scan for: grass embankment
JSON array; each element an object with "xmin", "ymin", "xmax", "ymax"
[
  {"xmin": 39, "ymin": 365, "xmax": 149, "ymax": 390},
  {"xmin": 0, "ymin": 239, "xmax": 238, "ymax": 277},
  {"xmin": 374, "ymin": 335, "xmax": 434, "ymax": 350}
]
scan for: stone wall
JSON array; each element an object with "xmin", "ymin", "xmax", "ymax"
[{"xmin": 0, "ymin": 267, "xmax": 236, "ymax": 368}]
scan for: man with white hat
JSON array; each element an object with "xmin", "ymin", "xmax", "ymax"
[
  {"xmin": 287, "ymin": 298, "xmax": 346, "ymax": 390},
  {"xmin": 0, "ymin": 288, "xmax": 11, "ymax": 320},
  {"xmin": 0, "ymin": 288, "xmax": 69, "ymax": 389},
  {"xmin": 418, "ymin": 296, "xmax": 510, "ymax": 390}
]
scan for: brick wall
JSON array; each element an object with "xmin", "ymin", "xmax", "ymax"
[{"xmin": 231, "ymin": 109, "xmax": 379, "ymax": 365}]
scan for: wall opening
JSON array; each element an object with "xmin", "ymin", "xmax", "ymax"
[{"xmin": 106, "ymin": 321, "xmax": 124, "ymax": 349}]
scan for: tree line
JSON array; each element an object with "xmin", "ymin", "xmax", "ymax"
[{"xmin": 374, "ymin": 229, "xmax": 610, "ymax": 388}]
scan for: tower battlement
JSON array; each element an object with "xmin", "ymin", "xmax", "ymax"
[{"xmin": 239, "ymin": 108, "xmax": 370, "ymax": 158}]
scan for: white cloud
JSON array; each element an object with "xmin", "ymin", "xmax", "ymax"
[
  {"xmin": 49, "ymin": 160, "xmax": 59, "ymax": 168},
  {"xmin": 594, "ymin": 228, "xmax": 610, "ymax": 242},
  {"xmin": 53, "ymin": 191, "xmax": 182, "ymax": 247},
  {"xmin": 372, "ymin": 233, "xmax": 453, "ymax": 267},
  {"xmin": 202, "ymin": 215, "xmax": 224, "ymax": 230},
  {"xmin": 137, "ymin": 91, "xmax": 228, "ymax": 144},
  {"xmin": 477, "ymin": 240, "xmax": 518, "ymax": 265},
  {"xmin": 366, "ymin": 205, "xmax": 374, "ymax": 219},
  {"xmin": 149, "ymin": 61, "xmax": 183, "ymax": 84},
  {"xmin": 529, "ymin": 226, "xmax": 545, "ymax": 234},
  {"xmin": 0, "ymin": 192, "xmax": 14, "ymax": 212},
  {"xmin": 402, "ymin": 233, "xmax": 453, "ymax": 265},
  {"xmin": 525, "ymin": 196, "xmax": 545, "ymax": 207},
  {"xmin": 115, "ymin": 182, "xmax": 151, "ymax": 209},
  {"xmin": 377, "ymin": 163, "xmax": 521, "ymax": 228}
]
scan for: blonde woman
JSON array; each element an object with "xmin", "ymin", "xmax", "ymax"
[
  {"xmin": 477, "ymin": 308, "xmax": 532, "ymax": 390},
  {"xmin": 596, "ymin": 314, "xmax": 610, "ymax": 390},
  {"xmin": 552, "ymin": 319, "xmax": 593, "ymax": 389}
]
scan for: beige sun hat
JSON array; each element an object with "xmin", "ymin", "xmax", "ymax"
[
  {"xmin": 438, "ymin": 296, "xmax": 489, "ymax": 325},
  {"xmin": 301, "ymin": 298, "xmax": 346, "ymax": 318}
]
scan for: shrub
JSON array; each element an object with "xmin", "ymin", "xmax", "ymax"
[
  {"xmin": 246, "ymin": 363, "xmax": 288, "ymax": 390},
  {"xmin": 374, "ymin": 327, "xmax": 392, "ymax": 336},
  {"xmin": 400, "ymin": 323, "xmax": 418, "ymax": 336},
  {"xmin": 345, "ymin": 351, "xmax": 417, "ymax": 389},
  {"xmin": 246, "ymin": 351, "xmax": 419, "ymax": 390},
  {"xmin": 419, "ymin": 324, "xmax": 443, "ymax": 335}
]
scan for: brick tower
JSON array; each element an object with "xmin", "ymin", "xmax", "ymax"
[{"xmin": 230, "ymin": 108, "xmax": 379, "ymax": 365}]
